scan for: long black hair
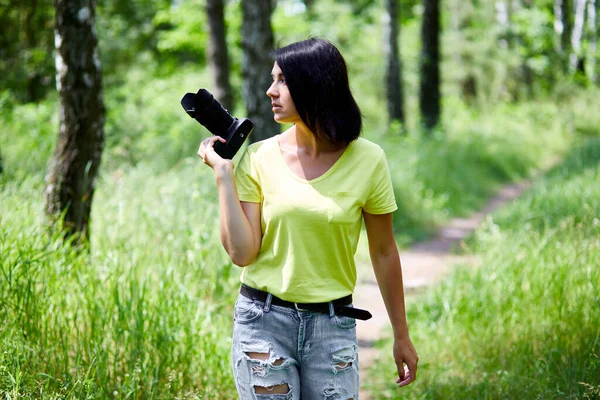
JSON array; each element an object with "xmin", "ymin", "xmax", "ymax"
[{"xmin": 272, "ymin": 38, "xmax": 362, "ymax": 147}]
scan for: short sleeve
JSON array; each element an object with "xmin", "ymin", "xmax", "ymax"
[
  {"xmin": 234, "ymin": 148, "xmax": 262, "ymax": 203},
  {"xmin": 363, "ymin": 152, "xmax": 397, "ymax": 214}
]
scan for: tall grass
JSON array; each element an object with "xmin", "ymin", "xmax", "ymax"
[
  {"xmin": 367, "ymin": 137, "xmax": 600, "ymax": 399},
  {"xmin": 1, "ymin": 166, "xmax": 239, "ymax": 398}
]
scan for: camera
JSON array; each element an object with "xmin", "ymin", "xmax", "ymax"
[{"xmin": 181, "ymin": 89, "xmax": 254, "ymax": 159}]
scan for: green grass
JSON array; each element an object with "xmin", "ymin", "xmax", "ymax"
[
  {"xmin": 1, "ymin": 167, "xmax": 239, "ymax": 398},
  {"xmin": 367, "ymin": 137, "xmax": 600, "ymax": 399},
  {"xmin": 383, "ymin": 96, "xmax": 573, "ymax": 245}
]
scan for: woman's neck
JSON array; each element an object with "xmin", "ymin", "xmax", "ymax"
[{"xmin": 284, "ymin": 124, "xmax": 343, "ymax": 158}]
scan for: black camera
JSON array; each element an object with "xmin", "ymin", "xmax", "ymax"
[{"xmin": 181, "ymin": 89, "xmax": 253, "ymax": 159}]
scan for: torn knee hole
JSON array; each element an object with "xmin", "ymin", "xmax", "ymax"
[
  {"xmin": 335, "ymin": 361, "xmax": 352, "ymax": 370},
  {"xmin": 246, "ymin": 351, "xmax": 285, "ymax": 366},
  {"xmin": 254, "ymin": 383, "xmax": 289, "ymax": 394}
]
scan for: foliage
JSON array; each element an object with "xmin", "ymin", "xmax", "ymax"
[
  {"xmin": 0, "ymin": 0, "xmax": 55, "ymax": 102},
  {"xmin": 96, "ymin": 0, "xmax": 172, "ymax": 81},
  {"xmin": 153, "ymin": 0, "xmax": 209, "ymax": 72}
]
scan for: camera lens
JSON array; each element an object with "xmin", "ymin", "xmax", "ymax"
[{"xmin": 193, "ymin": 89, "xmax": 234, "ymax": 136}]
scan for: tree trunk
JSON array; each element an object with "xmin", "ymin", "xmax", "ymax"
[
  {"xmin": 587, "ymin": 0, "xmax": 598, "ymax": 82},
  {"xmin": 241, "ymin": 0, "xmax": 279, "ymax": 143},
  {"xmin": 419, "ymin": 0, "xmax": 441, "ymax": 130},
  {"xmin": 571, "ymin": 0, "xmax": 588, "ymax": 73},
  {"xmin": 24, "ymin": 0, "xmax": 41, "ymax": 102},
  {"xmin": 384, "ymin": 0, "xmax": 404, "ymax": 127},
  {"xmin": 452, "ymin": 0, "xmax": 478, "ymax": 103},
  {"xmin": 555, "ymin": 0, "xmax": 573, "ymax": 70},
  {"xmin": 206, "ymin": 0, "xmax": 233, "ymax": 110},
  {"xmin": 303, "ymin": 0, "xmax": 315, "ymax": 12},
  {"xmin": 44, "ymin": 0, "xmax": 105, "ymax": 242}
]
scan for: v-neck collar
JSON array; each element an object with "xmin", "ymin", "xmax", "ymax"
[{"xmin": 274, "ymin": 135, "xmax": 354, "ymax": 184}]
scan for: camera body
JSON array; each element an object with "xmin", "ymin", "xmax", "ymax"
[{"xmin": 181, "ymin": 89, "xmax": 254, "ymax": 159}]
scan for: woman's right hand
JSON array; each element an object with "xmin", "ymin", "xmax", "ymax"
[{"xmin": 197, "ymin": 136, "xmax": 233, "ymax": 170}]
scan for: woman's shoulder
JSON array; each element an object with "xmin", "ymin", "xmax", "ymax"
[
  {"xmin": 350, "ymin": 137, "xmax": 386, "ymax": 158},
  {"xmin": 243, "ymin": 135, "xmax": 280, "ymax": 157}
]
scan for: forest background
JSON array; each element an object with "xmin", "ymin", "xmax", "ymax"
[{"xmin": 1, "ymin": 0, "xmax": 599, "ymax": 398}]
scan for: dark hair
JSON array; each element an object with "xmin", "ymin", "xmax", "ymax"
[{"xmin": 272, "ymin": 38, "xmax": 362, "ymax": 146}]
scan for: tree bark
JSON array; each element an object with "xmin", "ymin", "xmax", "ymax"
[
  {"xmin": 419, "ymin": 0, "xmax": 441, "ymax": 130},
  {"xmin": 303, "ymin": 0, "xmax": 315, "ymax": 12},
  {"xmin": 241, "ymin": 0, "xmax": 279, "ymax": 143},
  {"xmin": 556, "ymin": 0, "xmax": 573, "ymax": 70},
  {"xmin": 384, "ymin": 0, "xmax": 404, "ymax": 127},
  {"xmin": 452, "ymin": 0, "xmax": 478, "ymax": 103},
  {"xmin": 206, "ymin": 0, "xmax": 233, "ymax": 110},
  {"xmin": 571, "ymin": 0, "xmax": 588, "ymax": 73},
  {"xmin": 587, "ymin": 0, "xmax": 598, "ymax": 82},
  {"xmin": 44, "ymin": 0, "xmax": 105, "ymax": 242}
]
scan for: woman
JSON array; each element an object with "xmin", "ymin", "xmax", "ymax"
[{"xmin": 198, "ymin": 38, "xmax": 418, "ymax": 399}]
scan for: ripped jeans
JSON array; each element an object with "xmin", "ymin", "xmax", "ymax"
[{"xmin": 231, "ymin": 292, "xmax": 360, "ymax": 399}]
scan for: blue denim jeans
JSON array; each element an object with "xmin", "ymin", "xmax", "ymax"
[{"xmin": 231, "ymin": 292, "xmax": 360, "ymax": 399}]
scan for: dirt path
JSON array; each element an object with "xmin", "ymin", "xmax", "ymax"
[{"xmin": 353, "ymin": 179, "xmax": 532, "ymax": 399}]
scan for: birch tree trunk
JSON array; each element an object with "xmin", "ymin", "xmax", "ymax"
[
  {"xmin": 241, "ymin": 0, "xmax": 279, "ymax": 143},
  {"xmin": 384, "ymin": 0, "xmax": 404, "ymax": 126},
  {"xmin": 44, "ymin": 0, "xmax": 105, "ymax": 241},
  {"xmin": 206, "ymin": 0, "xmax": 233, "ymax": 110},
  {"xmin": 588, "ymin": 0, "xmax": 598, "ymax": 82},
  {"xmin": 571, "ymin": 0, "xmax": 587, "ymax": 73},
  {"xmin": 419, "ymin": 0, "xmax": 441, "ymax": 130}
]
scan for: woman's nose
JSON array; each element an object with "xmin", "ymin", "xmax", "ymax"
[{"xmin": 266, "ymin": 82, "xmax": 277, "ymax": 98}]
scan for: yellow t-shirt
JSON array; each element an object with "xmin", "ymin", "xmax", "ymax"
[{"xmin": 234, "ymin": 135, "xmax": 397, "ymax": 303}]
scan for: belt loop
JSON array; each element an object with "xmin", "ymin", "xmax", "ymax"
[
  {"xmin": 328, "ymin": 301, "xmax": 335, "ymax": 317},
  {"xmin": 263, "ymin": 293, "xmax": 273, "ymax": 313}
]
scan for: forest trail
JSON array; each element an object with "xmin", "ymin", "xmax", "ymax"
[{"xmin": 354, "ymin": 179, "xmax": 533, "ymax": 399}]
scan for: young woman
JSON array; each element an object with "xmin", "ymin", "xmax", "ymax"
[{"xmin": 198, "ymin": 38, "xmax": 418, "ymax": 399}]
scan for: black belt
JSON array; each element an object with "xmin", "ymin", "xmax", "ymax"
[{"xmin": 240, "ymin": 284, "xmax": 372, "ymax": 321}]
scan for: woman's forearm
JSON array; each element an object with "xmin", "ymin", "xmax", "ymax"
[
  {"xmin": 214, "ymin": 163, "xmax": 259, "ymax": 266},
  {"xmin": 371, "ymin": 250, "xmax": 410, "ymax": 339}
]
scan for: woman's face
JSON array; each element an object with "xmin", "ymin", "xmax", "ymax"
[{"xmin": 266, "ymin": 62, "xmax": 301, "ymax": 124}]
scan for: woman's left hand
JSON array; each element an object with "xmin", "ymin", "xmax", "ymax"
[{"xmin": 394, "ymin": 335, "xmax": 418, "ymax": 387}]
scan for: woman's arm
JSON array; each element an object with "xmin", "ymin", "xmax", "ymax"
[
  {"xmin": 363, "ymin": 211, "xmax": 418, "ymax": 387},
  {"xmin": 199, "ymin": 136, "xmax": 262, "ymax": 267}
]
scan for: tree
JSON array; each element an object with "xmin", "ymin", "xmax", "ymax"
[
  {"xmin": 384, "ymin": 0, "xmax": 405, "ymax": 127},
  {"xmin": 571, "ymin": 0, "xmax": 588, "ymax": 74},
  {"xmin": 588, "ymin": 0, "xmax": 598, "ymax": 83},
  {"xmin": 555, "ymin": 0, "xmax": 573, "ymax": 70},
  {"xmin": 302, "ymin": 0, "xmax": 315, "ymax": 12},
  {"xmin": 451, "ymin": 0, "xmax": 478, "ymax": 103},
  {"xmin": 206, "ymin": 0, "xmax": 233, "ymax": 110},
  {"xmin": 241, "ymin": 0, "xmax": 279, "ymax": 143},
  {"xmin": 419, "ymin": 0, "xmax": 441, "ymax": 130},
  {"xmin": 44, "ymin": 0, "xmax": 105, "ymax": 241}
]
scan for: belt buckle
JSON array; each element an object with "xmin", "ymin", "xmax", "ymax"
[{"xmin": 294, "ymin": 302, "xmax": 310, "ymax": 312}]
